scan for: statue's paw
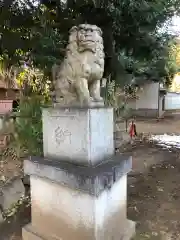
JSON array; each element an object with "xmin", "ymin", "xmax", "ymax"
[
  {"xmin": 86, "ymin": 97, "xmax": 94, "ymax": 106},
  {"xmin": 93, "ymin": 96, "xmax": 103, "ymax": 102},
  {"xmin": 79, "ymin": 97, "xmax": 93, "ymax": 107}
]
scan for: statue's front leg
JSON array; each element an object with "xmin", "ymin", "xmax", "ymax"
[
  {"xmin": 89, "ymin": 80, "xmax": 103, "ymax": 102},
  {"xmin": 76, "ymin": 78, "xmax": 92, "ymax": 105}
]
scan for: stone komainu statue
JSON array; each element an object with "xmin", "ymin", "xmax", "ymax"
[{"xmin": 52, "ymin": 24, "xmax": 105, "ymax": 106}]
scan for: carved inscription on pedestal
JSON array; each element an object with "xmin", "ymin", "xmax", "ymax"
[{"xmin": 55, "ymin": 126, "xmax": 72, "ymax": 145}]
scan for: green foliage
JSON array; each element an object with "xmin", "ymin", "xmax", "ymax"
[
  {"xmin": 40, "ymin": 0, "xmax": 180, "ymax": 85},
  {"xmin": 0, "ymin": 60, "xmax": 17, "ymax": 87},
  {"xmin": 17, "ymin": 66, "xmax": 51, "ymax": 99},
  {"xmin": 169, "ymin": 38, "xmax": 180, "ymax": 70},
  {"xmin": 30, "ymin": 5, "xmax": 66, "ymax": 74},
  {"xmin": 12, "ymin": 65, "xmax": 52, "ymax": 156},
  {"xmin": 0, "ymin": 64, "xmax": 52, "ymax": 158},
  {"xmin": 14, "ymin": 95, "xmax": 44, "ymax": 156},
  {"xmin": 0, "ymin": 95, "xmax": 45, "ymax": 163},
  {"xmin": 103, "ymin": 77, "xmax": 133, "ymax": 119},
  {"xmin": 131, "ymin": 38, "xmax": 180, "ymax": 87}
]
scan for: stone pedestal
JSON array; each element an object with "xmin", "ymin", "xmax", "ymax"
[
  {"xmin": 42, "ymin": 107, "xmax": 114, "ymax": 165},
  {"xmin": 22, "ymin": 107, "xmax": 135, "ymax": 240}
]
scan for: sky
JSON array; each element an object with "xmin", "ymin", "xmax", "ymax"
[{"xmin": 166, "ymin": 16, "xmax": 180, "ymax": 35}]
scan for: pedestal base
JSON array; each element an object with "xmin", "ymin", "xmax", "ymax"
[
  {"xmin": 23, "ymin": 220, "xmax": 135, "ymax": 240},
  {"xmin": 22, "ymin": 155, "xmax": 135, "ymax": 240}
]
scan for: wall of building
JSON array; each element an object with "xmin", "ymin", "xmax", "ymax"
[
  {"xmin": 128, "ymin": 82, "xmax": 159, "ymax": 118},
  {"xmin": 135, "ymin": 82, "xmax": 159, "ymax": 109},
  {"xmin": 0, "ymin": 89, "xmax": 20, "ymax": 114},
  {"xmin": 165, "ymin": 92, "xmax": 180, "ymax": 110},
  {"xmin": 0, "ymin": 89, "xmax": 19, "ymax": 100},
  {"xmin": 0, "ymin": 89, "xmax": 7, "ymax": 99},
  {"xmin": 0, "ymin": 100, "xmax": 13, "ymax": 114}
]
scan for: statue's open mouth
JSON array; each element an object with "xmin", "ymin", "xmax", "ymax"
[{"xmin": 80, "ymin": 40, "xmax": 95, "ymax": 44}]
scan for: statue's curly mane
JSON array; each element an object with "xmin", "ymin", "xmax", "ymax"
[{"xmin": 65, "ymin": 29, "xmax": 104, "ymax": 68}]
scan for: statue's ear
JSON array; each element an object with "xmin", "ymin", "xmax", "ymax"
[
  {"xmin": 69, "ymin": 26, "xmax": 78, "ymax": 34},
  {"xmin": 97, "ymin": 27, "xmax": 102, "ymax": 36},
  {"xmin": 69, "ymin": 26, "xmax": 78, "ymax": 43}
]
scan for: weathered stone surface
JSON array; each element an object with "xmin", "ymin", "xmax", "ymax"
[
  {"xmin": 23, "ymin": 173, "xmax": 135, "ymax": 240},
  {"xmin": 0, "ymin": 210, "xmax": 3, "ymax": 223},
  {"xmin": 42, "ymin": 107, "xmax": 114, "ymax": 165},
  {"xmin": 25, "ymin": 154, "xmax": 132, "ymax": 196},
  {"xmin": 52, "ymin": 24, "xmax": 105, "ymax": 107},
  {"xmin": 23, "ymin": 221, "xmax": 135, "ymax": 240},
  {"xmin": 0, "ymin": 178, "xmax": 25, "ymax": 211}
]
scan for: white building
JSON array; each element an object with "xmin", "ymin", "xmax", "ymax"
[{"xmin": 128, "ymin": 81, "xmax": 166, "ymax": 118}]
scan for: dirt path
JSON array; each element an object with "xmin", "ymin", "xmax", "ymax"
[
  {"xmin": 129, "ymin": 163, "xmax": 180, "ymax": 240},
  {"xmin": 129, "ymin": 162, "xmax": 180, "ymax": 239},
  {"xmin": 135, "ymin": 114, "xmax": 180, "ymax": 134},
  {"xmin": 128, "ymin": 143, "xmax": 180, "ymax": 240},
  {"xmin": 1, "ymin": 142, "xmax": 180, "ymax": 240}
]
